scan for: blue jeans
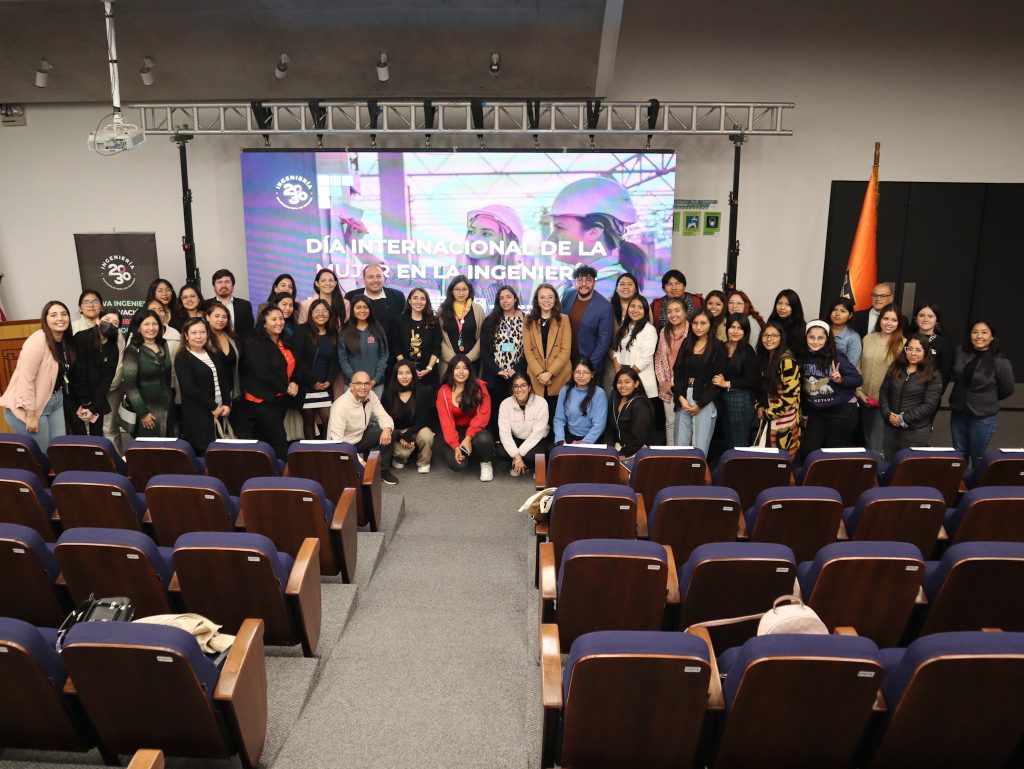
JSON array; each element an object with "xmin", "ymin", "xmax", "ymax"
[
  {"xmin": 950, "ymin": 410, "xmax": 998, "ymax": 468},
  {"xmin": 674, "ymin": 386, "xmax": 718, "ymax": 455},
  {"xmin": 5, "ymin": 390, "xmax": 66, "ymax": 452}
]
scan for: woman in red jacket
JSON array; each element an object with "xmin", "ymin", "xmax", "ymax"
[{"xmin": 436, "ymin": 353, "xmax": 495, "ymax": 481}]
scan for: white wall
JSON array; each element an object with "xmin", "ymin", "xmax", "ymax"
[{"xmin": 1, "ymin": 0, "xmax": 1021, "ymax": 321}]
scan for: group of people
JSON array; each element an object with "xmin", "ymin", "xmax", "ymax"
[{"xmin": 1, "ymin": 264, "xmax": 1014, "ymax": 485}]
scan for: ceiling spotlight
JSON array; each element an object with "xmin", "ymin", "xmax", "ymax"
[
  {"xmin": 275, "ymin": 53, "xmax": 290, "ymax": 80},
  {"xmin": 376, "ymin": 52, "xmax": 389, "ymax": 83},
  {"xmin": 139, "ymin": 57, "xmax": 155, "ymax": 86},
  {"xmin": 34, "ymin": 59, "xmax": 53, "ymax": 88},
  {"xmin": 489, "ymin": 52, "xmax": 500, "ymax": 75}
]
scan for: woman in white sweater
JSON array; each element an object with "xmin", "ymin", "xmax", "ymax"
[
  {"xmin": 496, "ymin": 372, "xmax": 551, "ymax": 477},
  {"xmin": 611, "ymin": 295, "xmax": 661, "ymax": 427}
]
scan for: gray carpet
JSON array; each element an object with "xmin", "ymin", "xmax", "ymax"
[{"xmin": 271, "ymin": 465, "xmax": 541, "ymax": 769}]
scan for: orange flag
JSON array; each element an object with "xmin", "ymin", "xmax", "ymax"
[{"xmin": 841, "ymin": 143, "xmax": 880, "ymax": 311}]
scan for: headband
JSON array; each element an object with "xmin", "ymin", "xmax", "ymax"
[{"xmin": 805, "ymin": 320, "xmax": 831, "ymax": 335}]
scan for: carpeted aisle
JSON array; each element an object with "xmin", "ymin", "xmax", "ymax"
[{"xmin": 272, "ymin": 467, "xmax": 540, "ymax": 769}]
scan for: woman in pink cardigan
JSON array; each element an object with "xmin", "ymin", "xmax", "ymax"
[
  {"xmin": 0, "ymin": 301, "xmax": 73, "ymax": 450},
  {"xmin": 653, "ymin": 296, "xmax": 688, "ymax": 445}
]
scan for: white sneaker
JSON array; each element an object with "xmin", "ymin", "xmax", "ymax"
[
  {"xmin": 480, "ymin": 461, "xmax": 494, "ymax": 482},
  {"xmin": 391, "ymin": 460, "xmax": 405, "ymax": 470},
  {"xmin": 510, "ymin": 467, "xmax": 519, "ymax": 476},
  {"xmin": 417, "ymin": 463, "xmax": 431, "ymax": 474}
]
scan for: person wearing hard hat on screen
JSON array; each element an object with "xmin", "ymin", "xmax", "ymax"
[
  {"xmin": 464, "ymin": 204, "xmax": 528, "ymax": 308},
  {"xmin": 547, "ymin": 176, "xmax": 648, "ymax": 298}
]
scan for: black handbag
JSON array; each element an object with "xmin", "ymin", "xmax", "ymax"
[
  {"xmin": 55, "ymin": 594, "xmax": 134, "ymax": 651},
  {"xmin": 116, "ymin": 393, "xmax": 137, "ymax": 433}
]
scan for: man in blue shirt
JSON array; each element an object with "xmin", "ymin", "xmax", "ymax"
[{"xmin": 561, "ymin": 265, "xmax": 614, "ymax": 376}]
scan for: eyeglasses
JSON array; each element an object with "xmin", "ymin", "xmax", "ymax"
[
  {"xmin": 871, "ymin": 293, "xmax": 893, "ymax": 300},
  {"xmin": 81, "ymin": 300, "xmax": 101, "ymax": 306},
  {"xmin": 761, "ymin": 333, "xmax": 781, "ymax": 340},
  {"xmin": 512, "ymin": 383, "xmax": 530, "ymax": 390},
  {"xmin": 904, "ymin": 346, "xmax": 925, "ymax": 354},
  {"xmin": 350, "ymin": 380, "xmax": 372, "ymax": 387}
]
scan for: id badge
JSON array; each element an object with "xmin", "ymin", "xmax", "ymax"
[{"xmin": 500, "ymin": 342, "xmax": 516, "ymax": 353}]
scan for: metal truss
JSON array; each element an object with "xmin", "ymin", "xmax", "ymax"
[{"xmin": 130, "ymin": 99, "xmax": 794, "ymax": 138}]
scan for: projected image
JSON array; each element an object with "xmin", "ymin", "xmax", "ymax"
[{"xmin": 241, "ymin": 151, "xmax": 676, "ymax": 308}]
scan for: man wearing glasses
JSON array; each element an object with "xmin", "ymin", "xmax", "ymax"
[
  {"xmin": 851, "ymin": 282, "xmax": 896, "ymax": 337},
  {"xmin": 326, "ymin": 370, "xmax": 399, "ymax": 485},
  {"xmin": 560, "ymin": 265, "xmax": 614, "ymax": 376}
]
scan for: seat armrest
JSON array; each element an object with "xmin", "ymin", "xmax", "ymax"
[
  {"xmin": 127, "ymin": 750, "xmax": 164, "ymax": 769},
  {"xmin": 535, "ymin": 456, "xmax": 547, "ymax": 489},
  {"xmin": 540, "ymin": 624, "xmax": 562, "ymax": 710},
  {"xmin": 329, "ymin": 488, "xmax": 358, "ymax": 532},
  {"xmin": 618, "ymin": 463, "xmax": 629, "ymax": 485},
  {"xmin": 285, "ymin": 538, "xmax": 322, "ymax": 656},
  {"xmin": 663, "ymin": 546, "xmax": 679, "ymax": 605},
  {"xmin": 685, "ymin": 625, "xmax": 723, "ymax": 710},
  {"xmin": 234, "ymin": 508, "xmax": 246, "ymax": 528},
  {"xmin": 168, "ymin": 573, "xmax": 180, "ymax": 594},
  {"xmin": 635, "ymin": 496, "xmax": 648, "ymax": 539},
  {"xmin": 539, "ymin": 543, "xmax": 557, "ymax": 602},
  {"xmin": 836, "ymin": 518, "xmax": 849, "ymax": 540},
  {"xmin": 215, "ymin": 618, "xmax": 267, "ymax": 769},
  {"xmin": 329, "ymin": 488, "xmax": 359, "ymax": 582},
  {"xmin": 982, "ymin": 627, "xmax": 1004, "ymax": 632},
  {"xmin": 937, "ymin": 525, "xmax": 948, "ymax": 541},
  {"xmin": 834, "ymin": 626, "xmax": 858, "ymax": 636},
  {"xmin": 915, "ymin": 586, "xmax": 928, "ymax": 605},
  {"xmin": 362, "ymin": 450, "xmax": 382, "ymax": 531},
  {"xmin": 535, "ymin": 521, "xmax": 549, "ymax": 538}
]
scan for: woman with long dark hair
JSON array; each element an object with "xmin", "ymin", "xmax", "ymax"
[
  {"xmin": 767, "ymin": 289, "xmax": 807, "ymax": 357},
  {"xmin": 237, "ymin": 306, "xmax": 301, "ymax": 457},
  {"xmin": 69, "ymin": 308, "xmax": 122, "ymax": 436},
  {"xmin": 258, "ymin": 274, "xmax": 297, "ymax": 315},
  {"xmin": 654, "ymin": 296, "xmax": 688, "ymax": 444},
  {"xmin": 296, "ymin": 268, "xmax": 349, "ymax": 325},
  {"xmin": 121, "ymin": 309, "xmax": 174, "ymax": 438},
  {"xmin": 340, "ymin": 295, "xmax": 389, "ymax": 396},
  {"xmin": 270, "ymin": 291, "xmax": 298, "ymax": 339},
  {"xmin": 754, "ymin": 320, "xmax": 801, "ymax": 458},
  {"xmin": 712, "ymin": 313, "xmax": 759, "ymax": 450},
  {"xmin": 71, "ymin": 289, "xmax": 104, "ymax": 335},
  {"xmin": 879, "ymin": 333, "xmax": 942, "ymax": 456},
  {"xmin": 909, "ymin": 302, "xmax": 955, "ymax": 393},
  {"xmin": 291, "ymin": 298, "xmax": 340, "ymax": 439},
  {"xmin": 612, "ymin": 294, "xmax": 659, "ymax": 426},
  {"xmin": 523, "ymin": 283, "xmax": 572, "ymax": 423},
  {"xmin": 438, "ymin": 275, "xmax": 486, "ymax": 380},
  {"xmin": 704, "ymin": 290, "xmax": 728, "ymax": 342},
  {"xmin": 436, "ymin": 353, "xmax": 494, "ymax": 480},
  {"xmin": 172, "ymin": 283, "xmax": 205, "ymax": 330},
  {"xmin": 380, "ymin": 361, "xmax": 436, "ymax": 474},
  {"xmin": 144, "ymin": 278, "xmax": 177, "ymax": 325},
  {"xmin": 611, "ymin": 367, "xmax": 654, "ymax": 470},
  {"xmin": 611, "ymin": 272, "xmax": 647, "ymax": 330},
  {"xmin": 553, "ymin": 357, "xmax": 608, "ymax": 445},
  {"xmin": 204, "ymin": 300, "xmax": 240, "ymax": 401},
  {"xmin": 0, "ymin": 301, "xmax": 74, "ymax": 450},
  {"xmin": 394, "ymin": 287, "xmax": 442, "ymax": 391},
  {"xmin": 726, "ymin": 289, "xmax": 764, "ymax": 343},
  {"xmin": 829, "ymin": 297, "xmax": 862, "ymax": 366},
  {"xmin": 496, "ymin": 371, "xmax": 551, "ymax": 476},
  {"xmin": 857, "ymin": 304, "xmax": 905, "ymax": 455},
  {"xmin": 174, "ymin": 317, "xmax": 233, "ymax": 454},
  {"xmin": 800, "ymin": 320, "xmax": 863, "ymax": 458},
  {"xmin": 949, "ymin": 319, "xmax": 1015, "ymax": 468},
  {"xmin": 479, "ymin": 285, "xmax": 526, "ymax": 436},
  {"xmin": 672, "ymin": 310, "xmax": 725, "ymax": 454}
]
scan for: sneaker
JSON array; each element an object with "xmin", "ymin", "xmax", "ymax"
[
  {"xmin": 381, "ymin": 469, "xmax": 399, "ymax": 485},
  {"xmin": 391, "ymin": 460, "xmax": 405, "ymax": 470},
  {"xmin": 479, "ymin": 461, "xmax": 494, "ymax": 482},
  {"xmin": 510, "ymin": 467, "xmax": 519, "ymax": 476},
  {"xmin": 417, "ymin": 464, "xmax": 431, "ymax": 474}
]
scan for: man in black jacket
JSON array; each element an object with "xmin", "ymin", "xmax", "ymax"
[
  {"xmin": 850, "ymin": 281, "xmax": 895, "ymax": 337},
  {"xmin": 212, "ymin": 269, "xmax": 254, "ymax": 342}
]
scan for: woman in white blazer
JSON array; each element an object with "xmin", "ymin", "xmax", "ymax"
[{"xmin": 611, "ymin": 295, "xmax": 661, "ymax": 422}]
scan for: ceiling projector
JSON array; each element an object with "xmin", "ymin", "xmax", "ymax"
[{"xmin": 88, "ymin": 117, "xmax": 145, "ymax": 153}]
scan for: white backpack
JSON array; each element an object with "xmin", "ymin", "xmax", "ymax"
[{"xmin": 756, "ymin": 595, "xmax": 828, "ymax": 636}]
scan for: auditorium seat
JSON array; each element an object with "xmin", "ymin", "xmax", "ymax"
[
  {"xmin": 944, "ymin": 486, "xmax": 1024, "ymax": 545},
  {"xmin": 124, "ymin": 438, "xmax": 204, "ymax": 489},
  {"xmin": 534, "ymin": 443, "xmax": 621, "ymax": 490},
  {"xmin": 145, "ymin": 474, "xmax": 240, "ymax": 546},
  {"xmin": 538, "ymin": 538, "xmax": 678, "ymax": 650},
  {"xmin": 628, "ymin": 446, "xmax": 708, "ymax": 508},
  {"xmin": 51, "ymin": 471, "xmax": 147, "ymax": 532},
  {"xmin": 285, "ymin": 441, "xmax": 381, "ymax": 531},
  {"xmin": 0, "ymin": 467, "xmax": 57, "ymax": 540},
  {"xmin": 964, "ymin": 448, "xmax": 1024, "ymax": 489},
  {"xmin": 744, "ymin": 486, "xmax": 843, "ymax": 562},
  {"xmin": 707, "ymin": 634, "xmax": 883, "ymax": 768},
  {"xmin": 0, "ymin": 522, "xmax": 70, "ymax": 626},
  {"xmin": 204, "ymin": 439, "xmax": 284, "ymax": 496},
  {"xmin": 60, "ymin": 619, "xmax": 266, "ymax": 768},
  {"xmin": 0, "ymin": 433, "xmax": 51, "ymax": 482},
  {"xmin": 172, "ymin": 532, "xmax": 321, "ymax": 656},
  {"xmin": 713, "ymin": 447, "xmax": 792, "ymax": 510},
  {"xmin": 540, "ymin": 483, "xmax": 640, "ymax": 580},
  {"xmin": 796, "ymin": 447, "xmax": 879, "ymax": 507},
  {"xmin": 868, "ymin": 631, "xmax": 1024, "ymax": 769},
  {"xmin": 55, "ymin": 527, "xmax": 174, "ymax": 617},
  {"xmin": 842, "ymin": 487, "xmax": 947, "ymax": 556},
  {"xmin": 647, "ymin": 485, "xmax": 741, "ymax": 568},
  {"xmin": 919, "ymin": 541, "xmax": 1024, "ymax": 636},
  {"xmin": 238, "ymin": 477, "xmax": 357, "ymax": 581},
  {"xmin": 677, "ymin": 542, "xmax": 797, "ymax": 653},
  {"xmin": 48, "ymin": 434, "xmax": 127, "ymax": 475},
  {"xmin": 538, "ymin": 627, "xmax": 710, "ymax": 769},
  {"xmin": 0, "ymin": 618, "xmax": 91, "ymax": 752},
  {"xmin": 797, "ymin": 541, "xmax": 924, "ymax": 646},
  {"xmin": 880, "ymin": 447, "xmax": 966, "ymax": 506}
]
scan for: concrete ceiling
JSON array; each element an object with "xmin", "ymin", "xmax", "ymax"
[{"xmin": 0, "ymin": 0, "xmax": 614, "ymax": 104}]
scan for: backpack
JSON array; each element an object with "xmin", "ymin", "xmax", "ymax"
[{"xmin": 756, "ymin": 595, "xmax": 828, "ymax": 636}]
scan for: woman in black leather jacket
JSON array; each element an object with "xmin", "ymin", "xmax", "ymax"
[{"xmin": 879, "ymin": 333, "xmax": 942, "ymax": 456}]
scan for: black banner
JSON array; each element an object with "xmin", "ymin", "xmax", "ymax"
[{"xmin": 74, "ymin": 233, "xmax": 160, "ymax": 324}]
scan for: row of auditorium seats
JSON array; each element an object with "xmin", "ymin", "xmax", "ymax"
[
  {"xmin": 0, "ymin": 617, "xmax": 266, "ymax": 768},
  {"xmin": 539, "ymin": 537, "xmax": 1024, "ymax": 651},
  {"xmin": 0, "ymin": 434, "xmax": 383, "ymax": 530},
  {"xmin": 539, "ymin": 626, "xmax": 1024, "ymax": 769},
  {"xmin": 0, "ymin": 523, "xmax": 321, "ymax": 655}
]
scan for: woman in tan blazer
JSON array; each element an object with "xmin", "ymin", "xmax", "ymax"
[
  {"xmin": 523, "ymin": 283, "xmax": 572, "ymax": 421},
  {"xmin": 0, "ymin": 301, "xmax": 72, "ymax": 451}
]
